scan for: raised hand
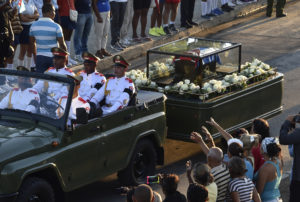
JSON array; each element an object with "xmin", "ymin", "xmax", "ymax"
[{"xmin": 190, "ymin": 131, "xmax": 203, "ymax": 143}]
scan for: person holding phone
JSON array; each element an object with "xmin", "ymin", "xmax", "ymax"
[{"xmin": 279, "ymin": 114, "xmax": 300, "ymax": 202}]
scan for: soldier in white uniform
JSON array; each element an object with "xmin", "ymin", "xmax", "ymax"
[
  {"xmin": 57, "ymin": 75, "xmax": 90, "ymax": 126},
  {"xmin": 33, "ymin": 47, "xmax": 75, "ymax": 101},
  {"xmin": 90, "ymin": 55, "xmax": 135, "ymax": 116},
  {"xmin": 77, "ymin": 52, "xmax": 106, "ymax": 102},
  {"xmin": 0, "ymin": 66, "xmax": 40, "ymax": 113}
]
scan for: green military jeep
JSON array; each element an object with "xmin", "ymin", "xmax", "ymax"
[{"xmin": 0, "ymin": 69, "xmax": 166, "ymax": 202}]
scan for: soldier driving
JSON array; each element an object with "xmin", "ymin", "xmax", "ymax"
[
  {"xmin": 34, "ymin": 47, "xmax": 75, "ymax": 101},
  {"xmin": 57, "ymin": 75, "xmax": 90, "ymax": 126},
  {"xmin": 77, "ymin": 52, "xmax": 106, "ymax": 102},
  {"xmin": 0, "ymin": 66, "xmax": 40, "ymax": 113},
  {"xmin": 90, "ymin": 55, "xmax": 135, "ymax": 115}
]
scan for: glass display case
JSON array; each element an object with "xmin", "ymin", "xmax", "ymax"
[{"xmin": 146, "ymin": 37, "xmax": 242, "ymax": 87}]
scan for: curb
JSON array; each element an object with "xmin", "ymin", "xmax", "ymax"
[{"xmin": 71, "ymin": 0, "xmax": 269, "ymax": 73}]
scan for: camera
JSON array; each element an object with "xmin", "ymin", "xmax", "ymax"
[
  {"xmin": 294, "ymin": 115, "xmax": 300, "ymax": 123},
  {"xmin": 147, "ymin": 175, "xmax": 160, "ymax": 184}
]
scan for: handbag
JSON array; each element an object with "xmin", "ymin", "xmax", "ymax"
[{"xmin": 67, "ymin": 0, "xmax": 78, "ymax": 22}]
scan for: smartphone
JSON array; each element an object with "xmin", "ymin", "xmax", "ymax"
[{"xmin": 147, "ymin": 175, "xmax": 160, "ymax": 184}]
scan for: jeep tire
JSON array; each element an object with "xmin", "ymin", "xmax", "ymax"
[
  {"xmin": 118, "ymin": 139, "xmax": 157, "ymax": 185},
  {"xmin": 16, "ymin": 177, "xmax": 55, "ymax": 202}
]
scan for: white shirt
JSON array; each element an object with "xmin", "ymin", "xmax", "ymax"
[
  {"xmin": 91, "ymin": 76, "xmax": 135, "ymax": 115},
  {"xmin": 20, "ymin": 0, "xmax": 37, "ymax": 25},
  {"xmin": 77, "ymin": 70, "xmax": 106, "ymax": 101},
  {"xmin": 0, "ymin": 88, "xmax": 40, "ymax": 113},
  {"xmin": 33, "ymin": 66, "xmax": 75, "ymax": 101},
  {"xmin": 57, "ymin": 95, "xmax": 90, "ymax": 125}
]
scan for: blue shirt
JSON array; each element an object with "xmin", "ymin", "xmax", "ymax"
[
  {"xmin": 97, "ymin": 0, "xmax": 110, "ymax": 12},
  {"xmin": 29, "ymin": 17, "xmax": 63, "ymax": 57},
  {"xmin": 244, "ymin": 158, "xmax": 254, "ymax": 180},
  {"xmin": 75, "ymin": 0, "xmax": 92, "ymax": 14}
]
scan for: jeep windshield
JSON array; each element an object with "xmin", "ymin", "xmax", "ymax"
[{"xmin": 0, "ymin": 69, "xmax": 75, "ymax": 130}]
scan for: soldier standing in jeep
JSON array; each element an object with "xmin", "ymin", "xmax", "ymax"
[{"xmin": 90, "ymin": 55, "xmax": 136, "ymax": 115}]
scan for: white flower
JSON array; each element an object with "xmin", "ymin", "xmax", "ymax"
[
  {"xmin": 165, "ymin": 85, "xmax": 170, "ymax": 91},
  {"xmin": 141, "ymin": 78, "xmax": 148, "ymax": 85},
  {"xmin": 150, "ymin": 82, "xmax": 157, "ymax": 88},
  {"xmin": 238, "ymin": 75, "xmax": 247, "ymax": 82},
  {"xmin": 199, "ymin": 95, "xmax": 206, "ymax": 100},
  {"xmin": 268, "ymin": 70, "xmax": 275, "ymax": 75},
  {"xmin": 206, "ymin": 87, "xmax": 212, "ymax": 93},
  {"xmin": 255, "ymin": 69, "xmax": 262, "ymax": 75},
  {"xmin": 203, "ymin": 82, "xmax": 210, "ymax": 89},
  {"xmin": 135, "ymin": 79, "xmax": 142, "ymax": 86},
  {"xmin": 232, "ymin": 77, "xmax": 239, "ymax": 84},
  {"xmin": 180, "ymin": 84, "xmax": 189, "ymax": 91},
  {"xmin": 153, "ymin": 61, "xmax": 159, "ymax": 67},
  {"xmin": 209, "ymin": 79, "xmax": 218, "ymax": 85},
  {"xmin": 224, "ymin": 75, "xmax": 231, "ymax": 82},
  {"xmin": 184, "ymin": 79, "xmax": 190, "ymax": 85}
]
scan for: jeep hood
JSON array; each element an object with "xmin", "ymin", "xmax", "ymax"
[{"xmin": 0, "ymin": 123, "xmax": 55, "ymax": 165}]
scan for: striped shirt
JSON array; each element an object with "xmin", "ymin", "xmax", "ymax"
[
  {"xmin": 228, "ymin": 178, "xmax": 255, "ymax": 202},
  {"xmin": 211, "ymin": 163, "xmax": 230, "ymax": 202},
  {"xmin": 29, "ymin": 17, "xmax": 63, "ymax": 57}
]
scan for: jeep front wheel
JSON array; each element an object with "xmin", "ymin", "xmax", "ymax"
[
  {"xmin": 118, "ymin": 139, "xmax": 157, "ymax": 185},
  {"xmin": 16, "ymin": 177, "xmax": 55, "ymax": 202}
]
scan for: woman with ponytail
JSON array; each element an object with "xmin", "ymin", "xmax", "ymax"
[{"xmin": 254, "ymin": 137, "xmax": 282, "ymax": 202}]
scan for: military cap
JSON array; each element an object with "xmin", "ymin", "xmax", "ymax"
[
  {"xmin": 51, "ymin": 47, "xmax": 69, "ymax": 58},
  {"xmin": 67, "ymin": 75, "xmax": 83, "ymax": 85},
  {"xmin": 16, "ymin": 66, "xmax": 29, "ymax": 72},
  {"xmin": 82, "ymin": 52, "xmax": 100, "ymax": 64},
  {"xmin": 113, "ymin": 55, "xmax": 129, "ymax": 68}
]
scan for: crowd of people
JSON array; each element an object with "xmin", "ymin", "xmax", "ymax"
[
  {"xmin": 0, "ymin": 0, "xmax": 287, "ymax": 74},
  {"xmin": 126, "ymin": 115, "xmax": 300, "ymax": 202}
]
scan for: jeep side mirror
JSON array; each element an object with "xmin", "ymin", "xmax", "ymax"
[{"xmin": 76, "ymin": 108, "xmax": 88, "ymax": 124}]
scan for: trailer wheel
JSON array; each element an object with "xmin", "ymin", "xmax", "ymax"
[
  {"xmin": 16, "ymin": 177, "xmax": 55, "ymax": 202},
  {"xmin": 118, "ymin": 139, "xmax": 157, "ymax": 185}
]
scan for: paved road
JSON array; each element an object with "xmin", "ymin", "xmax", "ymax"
[{"xmin": 67, "ymin": 1, "xmax": 299, "ymax": 201}]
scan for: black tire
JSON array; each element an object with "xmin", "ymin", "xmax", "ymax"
[
  {"xmin": 16, "ymin": 177, "xmax": 55, "ymax": 202},
  {"xmin": 118, "ymin": 139, "xmax": 157, "ymax": 185}
]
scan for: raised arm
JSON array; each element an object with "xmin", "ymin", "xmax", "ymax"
[
  {"xmin": 206, "ymin": 117, "xmax": 233, "ymax": 141},
  {"xmin": 190, "ymin": 131, "xmax": 210, "ymax": 155}
]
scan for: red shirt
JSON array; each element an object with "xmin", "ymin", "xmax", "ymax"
[
  {"xmin": 57, "ymin": 0, "xmax": 75, "ymax": 17},
  {"xmin": 252, "ymin": 143, "xmax": 265, "ymax": 173}
]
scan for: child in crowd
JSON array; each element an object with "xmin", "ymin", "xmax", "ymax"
[{"xmin": 228, "ymin": 156, "xmax": 261, "ymax": 202}]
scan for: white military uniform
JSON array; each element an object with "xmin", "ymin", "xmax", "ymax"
[
  {"xmin": 33, "ymin": 67, "xmax": 75, "ymax": 101},
  {"xmin": 77, "ymin": 70, "xmax": 106, "ymax": 101},
  {"xmin": 91, "ymin": 76, "xmax": 135, "ymax": 115},
  {"xmin": 0, "ymin": 88, "xmax": 40, "ymax": 113},
  {"xmin": 57, "ymin": 96, "xmax": 90, "ymax": 125}
]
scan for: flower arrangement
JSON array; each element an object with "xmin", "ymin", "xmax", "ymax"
[{"xmin": 128, "ymin": 58, "xmax": 276, "ymax": 101}]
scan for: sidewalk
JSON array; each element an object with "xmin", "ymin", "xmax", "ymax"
[{"xmin": 71, "ymin": 0, "xmax": 270, "ymax": 73}]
